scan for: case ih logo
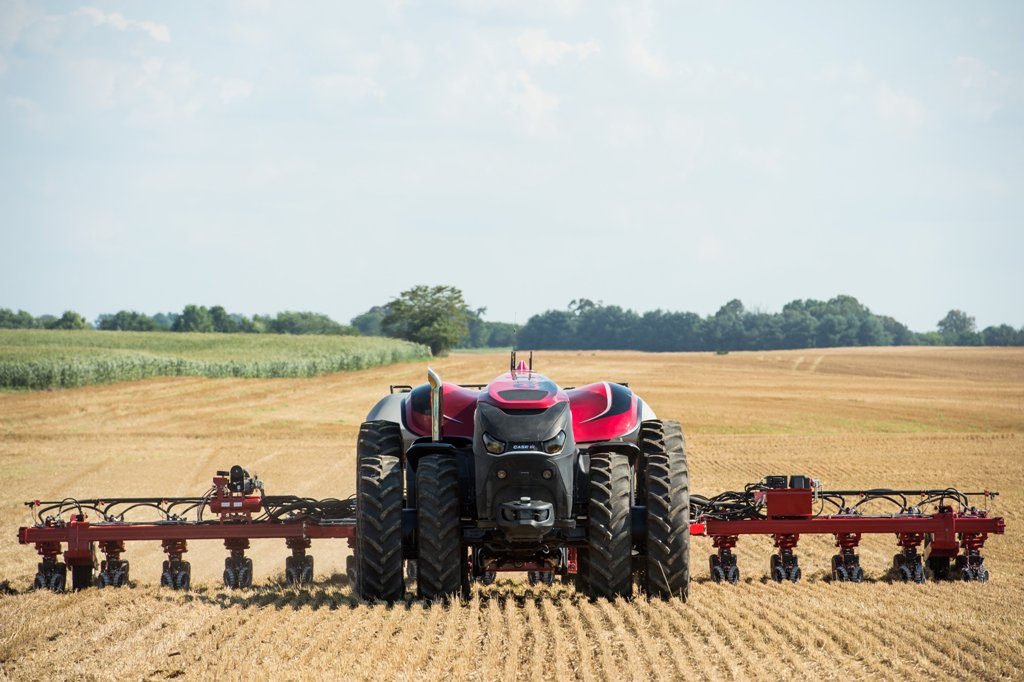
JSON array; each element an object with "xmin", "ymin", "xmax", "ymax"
[{"xmin": 511, "ymin": 443, "xmax": 533, "ymax": 450}]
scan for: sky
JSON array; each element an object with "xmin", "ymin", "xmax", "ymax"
[{"xmin": 1, "ymin": 1, "xmax": 1022, "ymax": 332}]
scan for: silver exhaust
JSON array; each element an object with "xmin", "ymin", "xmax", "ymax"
[{"xmin": 427, "ymin": 367, "xmax": 443, "ymax": 442}]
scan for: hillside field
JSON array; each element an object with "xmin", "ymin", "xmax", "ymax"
[
  {"xmin": 0, "ymin": 329, "xmax": 430, "ymax": 389},
  {"xmin": 0, "ymin": 347, "xmax": 1022, "ymax": 680}
]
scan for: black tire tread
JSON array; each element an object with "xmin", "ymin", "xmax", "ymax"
[
  {"xmin": 640, "ymin": 419, "xmax": 691, "ymax": 600},
  {"xmin": 586, "ymin": 451, "xmax": 633, "ymax": 600},
  {"xmin": 416, "ymin": 455, "xmax": 462, "ymax": 600},
  {"xmin": 355, "ymin": 420, "xmax": 405, "ymax": 602}
]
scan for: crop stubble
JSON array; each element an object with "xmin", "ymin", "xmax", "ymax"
[{"xmin": 0, "ymin": 347, "xmax": 1022, "ymax": 680}]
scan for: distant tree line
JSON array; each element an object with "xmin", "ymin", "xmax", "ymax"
[
  {"xmin": 0, "ymin": 306, "xmax": 356, "ymax": 336},
  {"xmin": 4, "ymin": 291, "xmax": 1022, "ymax": 352},
  {"xmin": 0, "ymin": 309, "xmax": 89, "ymax": 330},
  {"xmin": 516, "ymin": 296, "xmax": 1024, "ymax": 351}
]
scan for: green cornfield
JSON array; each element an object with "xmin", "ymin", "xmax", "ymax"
[{"xmin": 0, "ymin": 330, "xmax": 431, "ymax": 390}]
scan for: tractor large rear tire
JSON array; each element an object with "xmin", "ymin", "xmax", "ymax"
[
  {"xmin": 585, "ymin": 451, "xmax": 633, "ymax": 600},
  {"xmin": 416, "ymin": 455, "xmax": 462, "ymax": 600},
  {"xmin": 355, "ymin": 420, "xmax": 405, "ymax": 602},
  {"xmin": 640, "ymin": 420, "xmax": 691, "ymax": 601}
]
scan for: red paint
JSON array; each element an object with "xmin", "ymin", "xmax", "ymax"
[
  {"xmin": 478, "ymin": 372, "xmax": 567, "ymax": 411},
  {"xmin": 403, "ymin": 372, "xmax": 640, "ymax": 443},
  {"xmin": 567, "ymin": 382, "xmax": 639, "ymax": 443},
  {"xmin": 764, "ymin": 489, "xmax": 814, "ymax": 518},
  {"xmin": 834, "ymin": 532, "xmax": 861, "ymax": 550},
  {"xmin": 772, "ymin": 533, "xmax": 800, "ymax": 550},
  {"xmin": 695, "ymin": 514, "xmax": 1003, "ymax": 537},
  {"xmin": 404, "ymin": 383, "xmax": 479, "ymax": 438}
]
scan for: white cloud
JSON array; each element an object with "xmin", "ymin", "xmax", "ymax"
[
  {"xmin": 619, "ymin": 4, "xmax": 669, "ymax": 78},
  {"xmin": 67, "ymin": 57, "xmax": 121, "ymax": 110},
  {"xmin": 311, "ymin": 73, "xmax": 385, "ymax": 103},
  {"xmin": 732, "ymin": 144, "xmax": 784, "ymax": 179},
  {"xmin": 627, "ymin": 43, "xmax": 669, "ymax": 78},
  {"xmin": 64, "ymin": 56, "xmax": 205, "ymax": 124},
  {"xmin": 952, "ymin": 55, "xmax": 1008, "ymax": 119},
  {"xmin": 876, "ymin": 83, "xmax": 926, "ymax": 127},
  {"xmin": 8, "ymin": 95, "xmax": 36, "ymax": 113},
  {"xmin": 219, "ymin": 78, "xmax": 253, "ymax": 105},
  {"xmin": 0, "ymin": 0, "xmax": 36, "ymax": 51},
  {"xmin": 505, "ymin": 70, "xmax": 558, "ymax": 134},
  {"xmin": 820, "ymin": 60, "xmax": 871, "ymax": 84},
  {"xmin": 0, "ymin": 54, "xmax": 7, "ymax": 77},
  {"xmin": 662, "ymin": 115, "xmax": 706, "ymax": 172},
  {"xmin": 604, "ymin": 108, "xmax": 651, "ymax": 148},
  {"xmin": 7, "ymin": 95, "xmax": 44, "ymax": 129},
  {"xmin": 953, "ymin": 55, "xmax": 1002, "ymax": 90},
  {"xmin": 821, "ymin": 61, "xmax": 930, "ymax": 129},
  {"xmin": 515, "ymin": 29, "xmax": 598, "ymax": 65},
  {"xmin": 75, "ymin": 7, "xmax": 171, "ymax": 43}
]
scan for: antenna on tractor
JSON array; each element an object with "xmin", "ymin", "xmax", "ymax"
[
  {"xmin": 529, "ymin": 351, "xmax": 533, "ymax": 371},
  {"xmin": 510, "ymin": 350, "xmax": 516, "ymax": 373}
]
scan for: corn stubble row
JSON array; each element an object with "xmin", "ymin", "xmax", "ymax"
[
  {"xmin": 2, "ymin": 578, "xmax": 1021, "ymax": 681},
  {"xmin": 0, "ymin": 330, "xmax": 430, "ymax": 389}
]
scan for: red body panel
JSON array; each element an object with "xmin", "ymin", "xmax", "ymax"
[
  {"xmin": 566, "ymin": 382, "xmax": 639, "ymax": 444},
  {"xmin": 404, "ymin": 383, "xmax": 479, "ymax": 438},
  {"xmin": 403, "ymin": 372, "xmax": 640, "ymax": 443},
  {"xmin": 478, "ymin": 371, "xmax": 568, "ymax": 411}
]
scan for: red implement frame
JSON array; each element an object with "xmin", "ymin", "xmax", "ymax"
[{"xmin": 17, "ymin": 477, "xmax": 1005, "ymax": 589}]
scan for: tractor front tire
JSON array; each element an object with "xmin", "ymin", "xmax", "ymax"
[
  {"xmin": 585, "ymin": 451, "xmax": 633, "ymax": 600},
  {"xmin": 640, "ymin": 420, "xmax": 690, "ymax": 600},
  {"xmin": 415, "ymin": 454, "xmax": 462, "ymax": 600},
  {"xmin": 355, "ymin": 420, "xmax": 405, "ymax": 602}
]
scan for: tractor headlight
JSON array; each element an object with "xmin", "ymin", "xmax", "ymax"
[
  {"xmin": 542, "ymin": 431, "xmax": 566, "ymax": 455},
  {"xmin": 482, "ymin": 432, "xmax": 505, "ymax": 454}
]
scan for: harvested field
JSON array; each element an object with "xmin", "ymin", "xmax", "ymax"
[{"xmin": 0, "ymin": 347, "xmax": 1022, "ymax": 681}]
